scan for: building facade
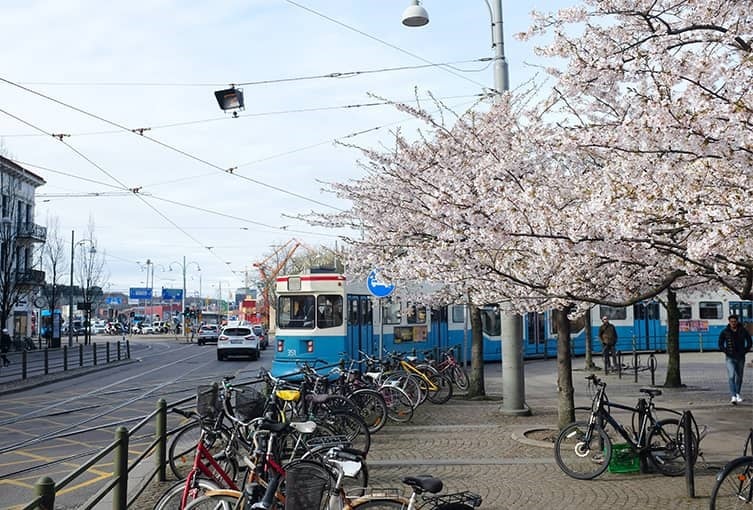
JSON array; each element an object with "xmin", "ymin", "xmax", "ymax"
[{"xmin": 0, "ymin": 155, "xmax": 46, "ymax": 338}]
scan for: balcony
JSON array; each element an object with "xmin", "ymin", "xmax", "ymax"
[
  {"xmin": 16, "ymin": 269, "xmax": 45, "ymax": 287},
  {"xmin": 15, "ymin": 222, "xmax": 47, "ymax": 243}
]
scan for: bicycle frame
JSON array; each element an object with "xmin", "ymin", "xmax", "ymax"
[
  {"xmin": 398, "ymin": 359, "xmax": 439, "ymax": 392},
  {"xmin": 180, "ymin": 431, "xmax": 239, "ymax": 508}
]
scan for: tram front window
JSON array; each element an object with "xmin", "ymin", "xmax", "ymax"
[{"xmin": 278, "ymin": 295, "xmax": 315, "ymax": 329}]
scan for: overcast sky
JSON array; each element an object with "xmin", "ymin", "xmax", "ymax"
[{"xmin": 0, "ymin": 0, "xmax": 574, "ymax": 299}]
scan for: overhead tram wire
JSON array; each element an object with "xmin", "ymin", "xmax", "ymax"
[
  {"xmin": 0, "ymin": 107, "xmax": 233, "ymax": 270},
  {"xmin": 285, "ymin": 0, "xmax": 493, "ymax": 93},
  {"xmin": 17, "ymin": 57, "xmax": 492, "ymax": 88},
  {"xmin": 0, "ymin": 75, "xmax": 340, "ymax": 212},
  {"xmin": 0, "ymin": 93, "xmax": 486, "ymax": 139}
]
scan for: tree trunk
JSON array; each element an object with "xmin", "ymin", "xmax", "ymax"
[
  {"xmin": 664, "ymin": 289, "xmax": 682, "ymax": 387},
  {"xmin": 555, "ymin": 306, "xmax": 575, "ymax": 429},
  {"xmin": 467, "ymin": 305, "xmax": 485, "ymax": 397},
  {"xmin": 583, "ymin": 309, "xmax": 596, "ymax": 370}
]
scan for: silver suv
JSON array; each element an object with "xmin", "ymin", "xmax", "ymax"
[
  {"xmin": 197, "ymin": 324, "xmax": 219, "ymax": 345},
  {"xmin": 217, "ymin": 326, "xmax": 260, "ymax": 361}
]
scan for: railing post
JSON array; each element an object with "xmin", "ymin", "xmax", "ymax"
[
  {"xmin": 682, "ymin": 410, "xmax": 696, "ymax": 497},
  {"xmin": 63, "ymin": 345, "xmax": 68, "ymax": 371},
  {"xmin": 106, "ymin": 342, "xmax": 110, "ymax": 364},
  {"xmin": 93, "ymin": 343, "xmax": 97, "ymax": 366},
  {"xmin": 79, "ymin": 344, "xmax": 84, "ymax": 367},
  {"xmin": 156, "ymin": 398, "xmax": 167, "ymax": 482},
  {"xmin": 22, "ymin": 350, "xmax": 27, "ymax": 380},
  {"xmin": 126, "ymin": 339, "xmax": 130, "ymax": 359},
  {"xmin": 617, "ymin": 351, "xmax": 623, "ymax": 379},
  {"xmin": 44, "ymin": 348, "xmax": 49, "ymax": 375},
  {"xmin": 648, "ymin": 353, "xmax": 657, "ymax": 386},
  {"xmin": 117, "ymin": 340, "xmax": 121, "ymax": 361},
  {"xmin": 633, "ymin": 349, "xmax": 638, "ymax": 383},
  {"xmin": 112, "ymin": 426, "xmax": 129, "ymax": 510},
  {"xmin": 34, "ymin": 476, "xmax": 56, "ymax": 510}
]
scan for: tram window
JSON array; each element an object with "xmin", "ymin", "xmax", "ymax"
[
  {"xmin": 382, "ymin": 299, "xmax": 401, "ymax": 325},
  {"xmin": 406, "ymin": 303, "xmax": 426, "ymax": 324},
  {"xmin": 317, "ymin": 295, "xmax": 343, "ymax": 328},
  {"xmin": 678, "ymin": 303, "xmax": 692, "ymax": 320},
  {"xmin": 278, "ymin": 295, "xmax": 315, "ymax": 329},
  {"xmin": 451, "ymin": 305, "xmax": 465, "ymax": 323},
  {"xmin": 599, "ymin": 305, "xmax": 626, "ymax": 321},
  {"xmin": 481, "ymin": 307, "xmax": 501, "ymax": 336},
  {"xmin": 729, "ymin": 301, "xmax": 753, "ymax": 321},
  {"xmin": 699, "ymin": 301, "xmax": 723, "ymax": 320},
  {"xmin": 362, "ymin": 299, "xmax": 373, "ymax": 325},
  {"xmin": 348, "ymin": 299, "xmax": 359, "ymax": 325}
]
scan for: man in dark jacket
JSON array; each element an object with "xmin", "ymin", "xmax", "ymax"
[
  {"xmin": 0, "ymin": 328, "xmax": 11, "ymax": 367},
  {"xmin": 598, "ymin": 316, "xmax": 619, "ymax": 374},
  {"xmin": 718, "ymin": 315, "xmax": 753, "ymax": 405}
]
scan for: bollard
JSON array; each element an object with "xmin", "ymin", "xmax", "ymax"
[
  {"xmin": 112, "ymin": 426, "xmax": 129, "ymax": 509},
  {"xmin": 117, "ymin": 340, "xmax": 121, "ymax": 361},
  {"xmin": 79, "ymin": 344, "xmax": 84, "ymax": 367},
  {"xmin": 63, "ymin": 345, "xmax": 68, "ymax": 371},
  {"xmin": 106, "ymin": 342, "xmax": 110, "ymax": 363},
  {"xmin": 44, "ymin": 348, "xmax": 49, "ymax": 375},
  {"xmin": 682, "ymin": 410, "xmax": 696, "ymax": 497},
  {"xmin": 156, "ymin": 399, "xmax": 167, "ymax": 481},
  {"xmin": 34, "ymin": 476, "xmax": 56, "ymax": 510},
  {"xmin": 126, "ymin": 339, "xmax": 131, "ymax": 359},
  {"xmin": 22, "ymin": 350, "xmax": 27, "ymax": 379},
  {"xmin": 93, "ymin": 343, "xmax": 97, "ymax": 366}
]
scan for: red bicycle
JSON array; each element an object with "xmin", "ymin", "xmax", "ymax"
[{"xmin": 425, "ymin": 347, "xmax": 469, "ymax": 392}]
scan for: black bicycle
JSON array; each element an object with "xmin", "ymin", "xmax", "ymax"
[
  {"xmin": 555, "ymin": 374, "xmax": 698, "ymax": 480},
  {"xmin": 709, "ymin": 428, "xmax": 753, "ymax": 509}
]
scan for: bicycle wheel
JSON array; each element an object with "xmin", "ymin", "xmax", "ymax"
[
  {"xmin": 349, "ymin": 388, "xmax": 388, "ymax": 434},
  {"xmin": 379, "ymin": 385, "xmax": 414, "ymax": 423},
  {"xmin": 168, "ymin": 422, "xmax": 232, "ymax": 480},
  {"xmin": 350, "ymin": 499, "xmax": 406, "ymax": 509},
  {"xmin": 318, "ymin": 411, "xmax": 371, "ymax": 455},
  {"xmin": 450, "ymin": 365, "xmax": 469, "ymax": 392},
  {"xmin": 709, "ymin": 456, "xmax": 753, "ymax": 509},
  {"xmin": 183, "ymin": 493, "xmax": 240, "ymax": 510},
  {"xmin": 152, "ymin": 478, "xmax": 221, "ymax": 510},
  {"xmin": 426, "ymin": 373, "xmax": 453, "ymax": 404},
  {"xmin": 383, "ymin": 372, "xmax": 424, "ymax": 408},
  {"xmin": 554, "ymin": 421, "xmax": 611, "ymax": 480},
  {"xmin": 646, "ymin": 418, "xmax": 692, "ymax": 477}
]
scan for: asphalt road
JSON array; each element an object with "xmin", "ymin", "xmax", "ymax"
[{"xmin": 0, "ymin": 336, "xmax": 270, "ymax": 510}]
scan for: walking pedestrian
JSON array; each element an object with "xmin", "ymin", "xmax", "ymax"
[
  {"xmin": 598, "ymin": 316, "xmax": 618, "ymax": 374},
  {"xmin": 718, "ymin": 314, "xmax": 752, "ymax": 405},
  {"xmin": 1, "ymin": 328, "xmax": 11, "ymax": 367}
]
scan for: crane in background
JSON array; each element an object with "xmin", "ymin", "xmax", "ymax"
[{"xmin": 253, "ymin": 240, "xmax": 301, "ymax": 328}]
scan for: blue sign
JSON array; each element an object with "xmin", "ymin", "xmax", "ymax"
[
  {"xmin": 129, "ymin": 287, "xmax": 152, "ymax": 300},
  {"xmin": 366, "ymin": 269, "xmax": 395, "ymax": 298},
  {"xmin": 162, "ymin": 288, "xmax": 183, "ymax": 300},
  {"xmin": 106, "ymin": 296, "xmax": 122, "ymax": 305}
]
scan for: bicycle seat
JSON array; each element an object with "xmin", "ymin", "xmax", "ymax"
[
  {"xmin": 401, "ymin": 475, "xmax": 443, "ymax": 494},
  {"xmin": 258, "ymin": 420, "xmax": 288, "ymax": 433},
  {"xmin": 640, "ymin": 388, "xmax": 662, "ymax": 398}
]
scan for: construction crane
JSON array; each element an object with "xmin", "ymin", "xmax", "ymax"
[{"xmin": 253, "ymin": 240, "xmax": 301, "ymax": 328}]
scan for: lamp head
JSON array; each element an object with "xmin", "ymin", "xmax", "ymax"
[{"xmin": 402, "ymin": 0, "xmax": 429, "ymax": 27}]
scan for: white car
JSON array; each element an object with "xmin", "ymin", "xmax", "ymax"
[
  {"xmin": 217, "ymin": 325, "xmax": 260, "ymax": 361},
  {"xmin": 91, "ymin": 320, "xmax": 107, "ymax": 335}
]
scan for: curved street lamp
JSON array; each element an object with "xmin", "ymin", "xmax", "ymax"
[{"xmin": 68, "ymin": 233, "xmax": 96, "ymax": 347}]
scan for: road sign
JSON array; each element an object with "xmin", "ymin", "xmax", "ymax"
[
  {"xmin": 366, "ymin": 268, "xmax": 395, "ymax": 298},
  {"xmin": 162, "ymin": 288, "xmax": 183, "ymax": 300},
  {"xmin": 106, "ymin": 296, "xmax": 122, "ymax": 305},
  {"xmin": 129, "ymin": 287, "xmax": 152, "ymax": 300}
]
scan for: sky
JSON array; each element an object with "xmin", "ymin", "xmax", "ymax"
[{"xmin": 0, "ymin": 0, "xmax": 575, "ymax": 301}]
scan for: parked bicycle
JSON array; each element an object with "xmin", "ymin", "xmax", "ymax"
[
  {"xmin": 709, "ymin": 427, "xmax": 753, "ymax": 509},
  {"xmin": 554, "ymin": 374, "xmax": 699, "ymax": 480}
]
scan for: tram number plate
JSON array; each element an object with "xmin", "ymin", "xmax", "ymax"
[{"xmin": 287, "ymin": 349, "xmax": 297, "ymax": 357}]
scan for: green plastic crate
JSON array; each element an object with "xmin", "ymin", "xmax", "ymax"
[{"xmin": 608, "ymin": 443, "xmax": 640, "ymax": 473}]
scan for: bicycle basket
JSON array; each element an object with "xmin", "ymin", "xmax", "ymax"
[
  {"xmin": 420, "ymin": 491, "xmax": 482, "ymax": 508},
  {"xmin": 196, "ymin": 385, "xmax": 220, "ymax": 419},
  {"xmin": 234, "ymin": 386, "xmax": 266, "ymax": 421},
  {"xmin": 284, "ymin": 461, "xmax": 333, "ymax": 510}
]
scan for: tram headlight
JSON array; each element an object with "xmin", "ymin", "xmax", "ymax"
[
  {"xmin": 306, "ymin": 340, "xmax": 314, "ymax": 353},
  {"xmin": 277, "ymin": 339, "xmax": 284, "ymax": 352}
]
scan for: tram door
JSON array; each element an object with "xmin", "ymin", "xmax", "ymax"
[
  {"xmin": 430, "ymin": 307, "xmax": 449, "ymax": 351},
  {"xmin": 633, "ymin": 301, "xmax": 661, "ymax": 350},
  {"xmin": 525, "ymin": 312, "xmax": 547, "ymax": 357},
  {"xmin": 347, "ymin": 295, "xmax": 373, "ymax": 358}
]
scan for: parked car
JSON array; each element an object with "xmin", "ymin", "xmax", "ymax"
[
  {"xmin": 151, "ymin": 321, "xmax": 170, "ymax": 334},
  {"xmin": 217, "ymin": 325, "xmax": 260, "ymax": 361},
  {"xmin": 91, "ymin": 320, "xmax": 107, "ymax": 335},
  {"xmin": 131, "ymin": 321, "xmax": 155, "ymax": 334},
  {"xmin": 251, "ymin": 324, "xmax": 268, "ymax": 350},
  {"xmin": 197, "ymin": 324, "xmax": 219, "ymax": 345}
]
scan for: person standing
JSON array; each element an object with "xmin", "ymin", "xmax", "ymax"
[
  {"xmin": 598, "ymin": 316, "xmax": 618, "ymax": 374},
  {"xmin": 718, "ymin": 315, "xmax": 752, "ymax": 405},
  {"xmin": 1, "ymin": 328, "xmax": 11, "ymax": 367}
]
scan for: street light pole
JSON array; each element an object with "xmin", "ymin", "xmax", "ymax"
[
  {"xmin": 68, "ymin": 230, "xmax": 74, "ymax": 347},
  {"xmin": 403, "ymin": 0, "xmax": 527, "ymax": 416}
]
